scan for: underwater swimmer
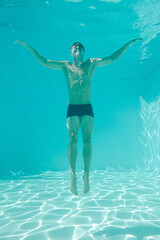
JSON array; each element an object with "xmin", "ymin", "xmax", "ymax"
[{"xmin": 15, "ymin": 38, "xmax": 143, "ymax": 195}]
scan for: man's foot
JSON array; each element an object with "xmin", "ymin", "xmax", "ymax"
[
  {"xmin": 70, "ymin": 173, "xmax": 78, "ymax": 196},
  {"xmin": 83, "ymin": 172, "xmax": 90, "ymax": 194}
]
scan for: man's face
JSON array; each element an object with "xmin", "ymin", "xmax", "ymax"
[{"xmin": 70, "ymin": 45, "xmax": 85, "ymax": 59}]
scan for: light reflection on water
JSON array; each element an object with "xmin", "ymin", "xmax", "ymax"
[
  {"xmin": 140, "ymin": 96, "xmax": 160, "ymax": 173},
  {"xmin": 0, "ymin": 169, "xmax": 160, "ymax": 239}
]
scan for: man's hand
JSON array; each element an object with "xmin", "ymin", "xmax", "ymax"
[
  {"xmin": 129, "ymin": 38, "xmax": 143, "ymax": 46},
  {"xmin": 15, "ymin": 40, "xmax": 30, "ymax": 49}
]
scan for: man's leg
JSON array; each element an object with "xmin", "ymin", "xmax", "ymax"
[
  {"xmin": 81, "ymin": 115, "xmax": 94, "ymax": 194},
  {"xmin": 67, "ymin": 116, "xmax": 80, "ymax": 195}
]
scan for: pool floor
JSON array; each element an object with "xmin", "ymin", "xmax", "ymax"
[{"xmin": 0, "ymin": 169, "xmax": 160, "ymax": 240}]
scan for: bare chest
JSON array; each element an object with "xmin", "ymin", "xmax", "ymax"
[{"xmin": 66, "ymin": 62, "xmax": 93, "ymax": 88}]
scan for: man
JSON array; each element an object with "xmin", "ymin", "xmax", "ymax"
[{"xmin": 15, "ymin": 38, "xmax": 142, "ymax": 195}]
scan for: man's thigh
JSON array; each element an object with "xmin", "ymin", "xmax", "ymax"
[
  {"xmin": 80, "ymin": 115, "xmax": 94, "ymax": 140},
  {"xmin": 66, "ymin": 116, "xmax": 80, "ymax": 137}
]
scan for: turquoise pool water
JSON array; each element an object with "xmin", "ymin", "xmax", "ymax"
[{"xmin": 0, "ymin": 0, "xmax": 160, "ymax": 239}]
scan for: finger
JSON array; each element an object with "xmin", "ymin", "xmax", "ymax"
[
  {"xmin": 15, "ymin": 40, "xmax": 20, "ymax": 44},
  {"xmin": 136, "ymin": 38, "xmax": 143, "ymax": 41},
  {"xmin": 15, "ymin": 40, "xmax": 24, "ymax": 44}
]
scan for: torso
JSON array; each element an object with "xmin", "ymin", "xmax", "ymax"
[{"xmin": 63, "ymin": 59, "xmax": 96, "ymax": 104}]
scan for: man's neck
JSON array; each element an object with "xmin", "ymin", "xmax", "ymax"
[{"xmin": 74, "ymin": 58, "xmax": 83, "ymax": 68}]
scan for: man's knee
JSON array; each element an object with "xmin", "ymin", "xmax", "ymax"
[
  {"xmin": 83, "ymin": 135, "xmax": 92, "ymax": 145},
  {"xmin": 69, "ymin": 132, "xmax": 78, "ymax": 144}
]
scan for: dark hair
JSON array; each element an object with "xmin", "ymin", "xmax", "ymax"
[{"xmin": 70, "ymin": 42, "xmax": 85, "ymax": 52}]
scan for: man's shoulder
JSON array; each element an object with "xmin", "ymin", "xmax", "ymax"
[
  {"xmin": 63, "ymin": 61, "xmax": 72, "ymax": 69},
  {"xmin": 83, "ymin": 58, "xmax": 95, "ymax": 65},
  {"xmin": 85, "ymin": 58, "xmax": 102, "ymax": 64},
  {"xmin": 64, "ymin": 61, "xmax": 72, "ymax": 65}
]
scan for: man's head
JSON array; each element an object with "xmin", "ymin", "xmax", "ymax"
[{"xmin": 70, "ymin": 42, "xmax": 85, "ymax": 59}]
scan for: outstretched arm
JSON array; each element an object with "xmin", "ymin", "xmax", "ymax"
[
  {"xmin": 15, "ymin": 40, "xmax": 68, "ymax": 70},
  {"xmin": 94, "ymin": 38, "xmax": 143, "ymax": 67}
]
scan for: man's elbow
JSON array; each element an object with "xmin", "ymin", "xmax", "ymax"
[
  {"xmin": 42, "ymin": 59, "xmax": 48, "ymax": 66},
  {"xmin": 110, "ymin": 56, "xmax": 120, "ymax": 63}
]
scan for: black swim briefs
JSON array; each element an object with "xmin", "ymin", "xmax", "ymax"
[{"xmin": 66, "ymin": 104, "xmax": 94, "ymax": 118}]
